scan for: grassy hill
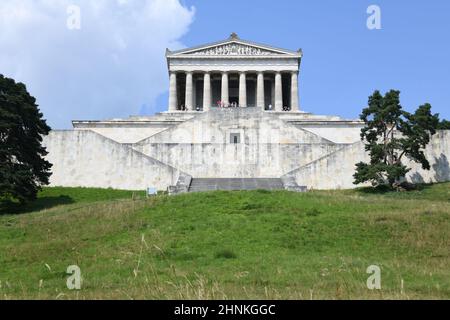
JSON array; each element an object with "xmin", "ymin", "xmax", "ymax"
[{"xmin": 0, "ymin": 184, "xmax": 449, "ymax": 300}]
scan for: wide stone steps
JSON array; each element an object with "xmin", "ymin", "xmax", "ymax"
[{"xmin": 188, "ymin": 178, "xmax": 285, "ymax": 192}]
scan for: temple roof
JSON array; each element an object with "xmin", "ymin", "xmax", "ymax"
[{"xmin": 166, "ymin": 33, "xmax": 302, "ymax": 58}]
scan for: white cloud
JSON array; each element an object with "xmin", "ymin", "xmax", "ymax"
[{"xmin": 0, "ymin": 0, "xmax": 195, "ymax": 128}]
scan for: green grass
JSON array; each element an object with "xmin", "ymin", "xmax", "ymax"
[
  {"xmin": 0, "ymin": 187, "xmax": 146, "ymax": 215},
  {"xmin": 0, "ymin": 184, "xmax": 449, "ymax": 300}
]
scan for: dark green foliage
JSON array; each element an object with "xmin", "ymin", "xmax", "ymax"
[
  {"xmin": 354, "ymin": 90, "xmax": 439, "ymax": 188},
  {"xmin": 437, "ymin": 119, "xmax": 450, "ymax": 130},
  {"xmin": 0, "ymin": 74, "xmax": 52, "ymax": 203}
]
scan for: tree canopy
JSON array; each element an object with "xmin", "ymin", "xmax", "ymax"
[
  {"xmin": 437, "ymin": 119, "xmax": 450, "ymax": 130},
  {"xmin": 354, "ymin": 90, "xmax": 440, "ymax": 188},
  {"xmin": 0, "ymin": 74, "xmax": 52, "ymax": 203}
]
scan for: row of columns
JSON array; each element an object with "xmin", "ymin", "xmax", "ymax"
[{"xmin": 169, "ymin": 71, "xmax": 299, "ymax": 112}]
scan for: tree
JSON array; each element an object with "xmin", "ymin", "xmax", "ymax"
[
  {"xmin": 437, "ymin": 119, "xmax": 450, "ymax": 130},
  {"xmin": 354, "ymin": 90, "xmax": 439, "ymax": 188},
  {"xmin": 0, "ymin": 75, "xmax": 52, "ymax": 203}
]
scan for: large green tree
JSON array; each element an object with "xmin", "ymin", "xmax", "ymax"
[
  {"xmin": 0, "ymin": 75, "xmax": 52, "ymax": 203},
  {"xmin": 354, "ymin": 90, "xmax": 439, "ymax": 188}
]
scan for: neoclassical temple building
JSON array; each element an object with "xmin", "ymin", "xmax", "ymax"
[
  {"xmin": 166, "ymin": 32, "xmax": 302, "ymax": 112},
  {"xmin": 43, "ymin": 34, "xmax": 450, "ymax": 192}
]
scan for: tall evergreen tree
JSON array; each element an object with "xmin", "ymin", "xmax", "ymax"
[
  {"xmin": 0, "ymin": 75, "xmax": 52, "ymax": 203},
  {"xmin": 354, "ymin": 90, "xmax": 439, "ymax": 188}
]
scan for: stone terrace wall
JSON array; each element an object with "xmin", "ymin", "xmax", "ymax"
[
  {"xmin": 405, "ymin": 130, "xmax": 450, "ymax": 183},
  {"xmin": 134, "ymin": 109, "xmax": 345, "ymax": 178},
  {"xmin": 43, "ymin": 130, "xmax": 181, "ymax": 190},
  {"xmin": 283, "ymin": 130, "xmax": 450, "ymax": 190}
]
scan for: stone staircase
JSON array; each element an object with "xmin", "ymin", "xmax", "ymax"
[
  {"xmin": 167, "ymin": 173, "xmax": 193, "ymax": 195},
  {"xmin": 188, "ymin": 178, "xmax": 285, "ymax": 192}
]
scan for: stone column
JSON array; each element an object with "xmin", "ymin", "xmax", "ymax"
[
  {"xmin": 290, "ymin": 72, "xmax": 299, "ymax": 112},
  {"xmin": 193, "ymin": 79, "xmax": 197, "ymax": 109},
  {"xmin": 168, "ymin": 72, "xmax": 178, "ymax": 112},
  {"xmin": 257, "ymin": 72, "xmax": 265, "ymax": 110},
  {"xmin": 275, "ymin": 72, "xmax": 283, "ymax": 111},
  {"xmin": 239, "ymin": 72, "xmax": 247, "ymax": 107},
  {"xmin": 203, "ymin": 72, "xmax": 211, "ymax": 111},
  {"xmin": 221, "ymin": 72, "xmax": 229, "ymax": 107},
  {"xmin": 271, "ymin": 80, "xmax": 275, "ymax": 108},
  {"xmin": 185, "ymin": 72, "xmax": 193, "ymax": 111}
]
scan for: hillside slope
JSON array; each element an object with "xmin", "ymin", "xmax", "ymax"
[{"xmin": 0, "ymin": 185, "xmax": 449, "ymax": 299}]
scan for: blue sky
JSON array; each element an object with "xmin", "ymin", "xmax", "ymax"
[
  {"xmin": 172, "ymin": 0, "xmax": 450, "ymax": 120},
  {"xmin": 0, "ymin": 1, "xmax": 449, "ymax": 128}
]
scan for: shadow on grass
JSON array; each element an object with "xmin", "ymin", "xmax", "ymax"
[
  {"xmin": 0, "ymin": 195, "xmax": 74, "ymax": 215},
  {"xmin": 355, "ymin": 183, "xmax": 437, "ymax": 195}
]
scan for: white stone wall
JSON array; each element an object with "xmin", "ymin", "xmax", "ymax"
[
  {"xmin": 43, "ymin": 130, "xmax": 182, "ymax": 190},
  {"xmin": 283, "ymin": 142, "xmax": 369, "ymax": 190},
  {"xmin": 42, "ymin": 109, "xmax": 450, "ymax": 191},
  {"xmin": 134, "ymin": 109, "xmax": 345, "ymax": 178},
  {"xmin": 405, "ymin": 131, "xmax": 450, "ymax": 183},
  {"xmin": 136, "ymin": 142, "xmax": 342, "ymax": 178},
  {"xmin": 284, "ymin": 131, "xmax": 450, "ymax": 190},
  {"xmin": 296, "ymin": 124, "xmax": 364, "ymax": 144},
  {"xmin": 75, "ymin": 126, "xmax": 169, "ymax": 144}
]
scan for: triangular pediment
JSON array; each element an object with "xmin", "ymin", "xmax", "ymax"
[
  {"xmin": 167, "ymin": 34, "xmax": 302, "ymax": 58},
  {"xmin": 181, "ymin": 41, "xmax": 288, "ymax": 56}
]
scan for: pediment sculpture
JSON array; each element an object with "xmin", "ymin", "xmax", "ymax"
[{"xmin": 189, "ymin": 43, "xmax": 277, "ymax": 56}]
